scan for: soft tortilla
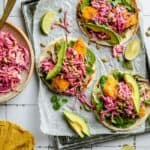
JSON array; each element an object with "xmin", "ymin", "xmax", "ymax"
[
  {"xmin": 38, "ymin": 37, "xmax": 96, "ymax": 94},
  {"xmin": 76, "ymin": 0, "xmax": 139, "ymax": 46},
  {"xmin": 92, "ymin": 81, "xmax": 150, "ymax": 132}
]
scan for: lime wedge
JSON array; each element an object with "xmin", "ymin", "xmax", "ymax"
[
  {"xmin": 124, "ymin": 38, "xmax": 141, "ymax": 61},
  {"xmin": 40, "ymin": 11, "xmax": 56, "ymax": 35},
  {"xmin": 122, "ymin": 145, "xmax": 135, "ymax": 150}
]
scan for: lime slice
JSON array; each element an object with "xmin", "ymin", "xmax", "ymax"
[
  {"xmin": 40, "ymin": 11, "xmax": 56, "ymax": 35},
  {"xmin": 122, "ymin": 145, "xmax": 135, "ymax": 150},
  {"xmin": 125, "ymin": 38, "xmax": 141, "ymax": 61}
]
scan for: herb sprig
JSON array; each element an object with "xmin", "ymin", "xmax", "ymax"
[{"xmin": 50, "ymin": 95, "xmax": 68, "ymax": 110}]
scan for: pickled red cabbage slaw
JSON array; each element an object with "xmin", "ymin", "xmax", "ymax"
[
  {"xmin": 0, "ymin": 31, "xmax": 29, "ymax": 93},
  {"xmin": 91, "ymin": 0, "xmax": 130, "ymax": 33},
  {"xmin": 40, "ymin": 43, "xmax": 94, "ymax": 109},
  {"xmin": 99, "ymin": 82, "xmax": 136, "ymax": 120},
  {"xmin": 82, "ymin": 0, "xmax": 137, "ymax": 40}
]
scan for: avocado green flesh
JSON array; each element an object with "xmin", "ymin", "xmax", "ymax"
[
  {"xmin": 124, "ymin": 74, "xmax": 140, "ymax": 113},
  {"xmin": 122, "ymin": 0, "xmax": 135, "ymax": 12},
  {"xmin": 86, "ymin": 48, "xmax": 96, "ymax": 65},
  {"xmin": 46, "ymin": 41, "xmax": 67, "ymax": 80},
  {"xmin": 63, "ymin": 110, "xmax": 90, "ymax": 137},
  {"xmin": 69, "ymin": 122, "xmax": 84, "ymax": 138},
  {"xmin": 85, "ymin": 23, "xmax": 121, "ymax": 45},
  {"xmin": 93, "ymin": 87, "xmax": 101, "ymax": 104},
  {"xmin": 122, "ymin": 0, "xmax": 132, "ymax": 5}
]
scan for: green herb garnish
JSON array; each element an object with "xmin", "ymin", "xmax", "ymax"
[
  {"xmin": 54, "ymin": 41, "xmax": 61, "ymax": 52},
  {"xmin": 53, "ymin": 102, "xmax": 61, "ymax": 110},
  {"xmin": 147, "ymin": 115, "xmax": 150, "ymax": 126},
  {"xmin": 95, "ymin": 100, "xmax": 103, "ymax": 112},
  {"xmin": 122, "ymin": 0, "xmax": 135, "ymax": 12},
  {"xmin": 113, "ymin": 69, "xmax": 124, "ymax": 80},
  {"xmin": 51, "ymin": 95, "xmax": 58, "ymax": 102},
  {"xmin": 68, "ymin": 40, "xmax": 75, "ymax": 48},
  {"xmin": 99, "ymin": 75, "xmax": 108, "ymax": 88},
  {"xmin": 58, "ymin": 8, "xmax": 62, "ymax": 13},
  {"xmin": 109, "ymin": 116, "xmax": 136, "ymax": 128},
  {"xmin": 86, "ymin": 66, "xmax": 94, "ymax": 75},
  {"xmin": 86, "ymin": 48, "xmax": 96, "ymax": 75},
  {"xmin": 108, "ymin": 0, "xmax": 122, "ymax": 6},
  {"xmin": 86, "ymin": 48, "xmax": 96, "ymax": 65},
  {"xmin": 50, "ymin": 95, "xmax": 68, "ymax": 110},
  {"xmin": 117, "ymin": 56, "xmax": 123, "ymax": 62},
  {"xmin": 83, "ymin": 104, "xmax": 91, "ymax": 112},
  {"xmin": 122, "ymin": 60, "xmax": 133, "ymax": 70},
  {"xmin": 144, "ymin": 99, "xmax": 150, "ymax": 105},
  {"xmin": 80, "ymin": 0, "xmax": 91, "ymax": 10}
]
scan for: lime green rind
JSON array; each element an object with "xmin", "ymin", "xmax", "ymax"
[{"xmin": 40, "ymin": 11, "xmax": 56, "ymax": 35}]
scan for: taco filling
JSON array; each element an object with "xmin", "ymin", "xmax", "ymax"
[
  {"xmin": 39, "ymin": 38, "xmax": 96, "ymax": 109},
  {"xmin": 92, "ymin": 70, "xmax": 150, "ymax": 129},
  {"xmin": 77, "ymin": 0, "xmax": 138, "ymax": 45}
]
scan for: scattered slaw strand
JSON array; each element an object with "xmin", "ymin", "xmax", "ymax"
[
  {"xmin": 112, "ymin": 44, "xmax": 125, "ymax": 57},
  {"xmin": 52, "ymin": 11, "xmax": 70, "ymax": 33}
]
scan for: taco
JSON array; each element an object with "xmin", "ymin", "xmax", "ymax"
[
  {"xmin": 38, "ymin": 37, "xmax": 96, "ymax": 108},
  {"xmin": 77, "ymin": 0, "xmax": 139, "ymax": 46},
  {"xmin": 92, "ymin": 70, "xmax": 150, "ymax": 131}
]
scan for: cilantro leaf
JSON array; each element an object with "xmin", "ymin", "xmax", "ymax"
[
  {"xmin": 122, "ymin": 60, "xmax": 133, "ymax": 70},
  {"xmin": 80, "ymin": 0, "xmax": 91, "ymax": 10},
  {"xmin": 144, "ymin": 99, "xmax": 150, "ymax": 105},
  {"xmin": 51, "ymin": 95, "xmax": 57, "ymax": 103},
  {"xmin": 99, "ymin": 75, "xmax": 108, "ymax": 88},
  {"xmin": 50, "ymin": 95, "xmax": 68, "ymax": 111}
]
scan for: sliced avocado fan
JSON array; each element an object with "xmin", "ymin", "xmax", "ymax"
[
  {"xmin": 46, "ymin": 40, "xmax": 67, "ymax": 80},
  {"xmin": 63, "ymin": 110, "xmax": 90, "ymax": 138},
  {"xmin": 124, "ymin": 74, "xmax": 140, "ymax": 113},
  {"xmin": 69, "ymin": 122, "xmax": 84, "ymax": 138},
  {"xmin": 85, "ymin": 23, "xmax": 121, "ymax": 45}
]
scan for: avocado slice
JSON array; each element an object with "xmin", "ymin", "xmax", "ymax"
[
  {"xmin": 124, "ymin": 74, "xmax": 140, "ymax": 113},
  {"xmin": 85, "ymin": 23, "xmax": 121, "ymax": 45},
  {"xmin": 46, "ymin": 40, "xmax": 67, "ymax": 80},
  {"xmin": 86, "ymin": 48, "xmax": 96, "ymax": 65},
  {"xmin": 108, "ymin": 0, "xmax": 122, "ymax": 6},
  {"xmin": 69, "ymin": 122, "xmax": 84, "ymax": 138},
  {"xmin": 122, "ymin": 0, "xmax": 135, "ymax": 12},
  {"xmin": 63, "ymin": 110, "xmax": 90, "ymax": 137},
  {"xmin": 86, "ymin": 49, "xmax": 96, "ymax": 75}
]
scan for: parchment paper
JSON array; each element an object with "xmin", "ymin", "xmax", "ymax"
[{"xmin": 33, "ymin": 0, "xmax": 149, "ymax": 136}]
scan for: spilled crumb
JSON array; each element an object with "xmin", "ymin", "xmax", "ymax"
[
  {"xmin": 40, "ymin": 43, "xmax": 46, "ymax": 47},
  {"xmin": 101, "ymin": 58, "xmax": 109, "ymax": 63}
]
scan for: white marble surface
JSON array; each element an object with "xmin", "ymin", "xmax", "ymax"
[{"xmin": 0, "ymin": 0, "xmax": 150, "ymax": 150}]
